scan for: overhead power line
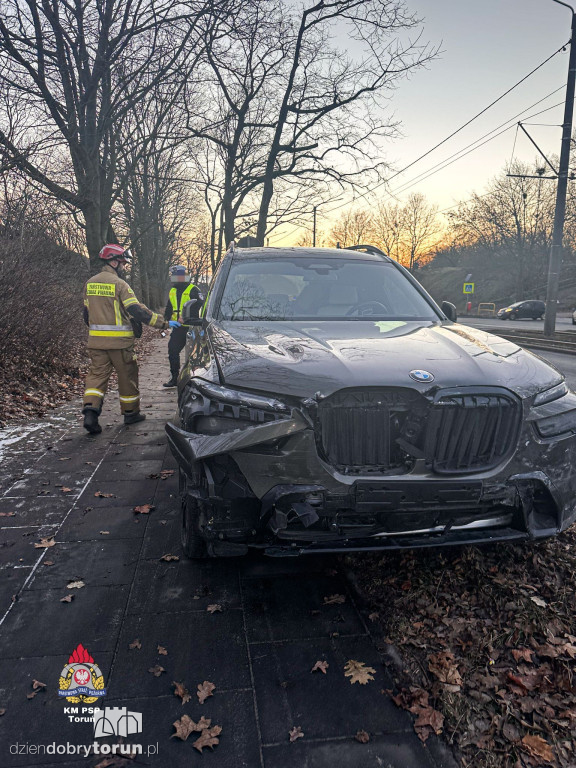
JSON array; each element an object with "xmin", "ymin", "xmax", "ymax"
[{"xmin": 325, "ymin": 42, "xmax": 569, "ymax": 216}]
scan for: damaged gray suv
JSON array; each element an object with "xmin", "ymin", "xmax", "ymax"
[{"xmin": 166, "ymin": 245, "xmax": 576, "ymax": 558}]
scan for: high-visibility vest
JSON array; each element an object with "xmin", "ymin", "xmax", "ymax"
[{"xmin": 169, "ymin": 283, "xmax": 196, "ymax": 321}]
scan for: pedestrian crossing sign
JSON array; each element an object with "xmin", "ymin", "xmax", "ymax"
[{"xmin": 463, "ymin": 282, "xmax": 475, "ymax": 294}]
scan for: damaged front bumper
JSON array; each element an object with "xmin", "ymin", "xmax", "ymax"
[{"xmin": 166, "ymin": 406, "xmax": 576, "ymax": 556}]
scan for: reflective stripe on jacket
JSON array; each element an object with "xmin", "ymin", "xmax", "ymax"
[
  {"xmin": 169, "ymin": 283, "xmax": 197, "ymax": 321},
  {"xmin": 83, "ymin": 264, "xmax": 166, "ymax": 349}
]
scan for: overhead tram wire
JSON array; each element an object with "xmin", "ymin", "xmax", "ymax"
[
  {"xmin": 322, "ymin": 43, "xmax": 569, "ymax": 217},
  {"xmin": 388, "ymin": 100, "xmax": 567, "ymax": 198},
  {"xmin": 389, "ymin": 91, "xmax": 567, "ymax": 197}
]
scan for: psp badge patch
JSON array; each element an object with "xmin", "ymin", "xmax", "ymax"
[{"xmin": 58, "ymin": 643, "xmax": 107, "ymax": 703}]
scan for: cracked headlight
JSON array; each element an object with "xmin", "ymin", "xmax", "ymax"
[
  {"xmin": 193, "ymin": 379, "xmax": 290, "ymax": 414},
  {"xmin": 530, "ymin": 387, "xmax": 576, "ymax": 438},
  {"xmin": 533, "ymin": 381, "xmax": 568, "ymax": 406}
]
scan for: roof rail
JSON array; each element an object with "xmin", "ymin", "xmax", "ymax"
[{"xmin": 346, "ymin": 244, "xmax": 388, "ymax": 257}]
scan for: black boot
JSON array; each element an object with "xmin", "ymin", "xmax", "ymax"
[
  {"xmin": 124, "ymin": 411, "xmax": 146, "ymax": 425},
  {"xmin": 83, "ymin": 407, "xmax": 102, "ymax": 435},
  {"xmin": 163, "ymin": 376, "xmax": 178, "ymax": 388}
]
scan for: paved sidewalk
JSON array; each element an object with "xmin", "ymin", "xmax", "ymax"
[{"xmin": 0, "ymin": 338, "xmax": 456, "ymax": 768}]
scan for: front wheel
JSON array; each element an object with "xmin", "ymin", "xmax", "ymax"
[{"xmin": 181, "ymin": 493, "xmax": 209, "ymax": 559}]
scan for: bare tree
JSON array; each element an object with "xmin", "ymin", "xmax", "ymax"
[
  {"xmin": 187, "ymin": 0, "xmax": 436, "ymax": 254},
  {"xmin": 401, "ymin": 193, "xmax": 441, "ymax": 271},
  {"xmin": 328, "ymin": 208, "xmax": 373, "ymax": 247},
  {"xmin": 0, "ymin": 0, "xmax": 214, "ymax": 265},
  {"xmin": 372, "ymin": 201, "xmax": 404, "ymax": 261},
  {"xmin": 447, "ymin": 162, "xmax": 558, "ymax": 296}
]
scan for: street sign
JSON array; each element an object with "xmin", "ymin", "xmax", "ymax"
[{"xmin": 463, "ymin": 282, "xmax": 475, "ymax": 294}]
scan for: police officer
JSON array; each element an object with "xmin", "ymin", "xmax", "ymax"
[
  {"xmin": 82, "ymin": 244, "xmax": 181, "ymax": 435},
  {"xmin": 163, "ymin": 265, "xmax": 200, "ymax": 388}
]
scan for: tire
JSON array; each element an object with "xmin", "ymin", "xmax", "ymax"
[
  {"xmin": 572, "ymin": 318, "xmax": 576, "ymax": 326},
  {"xmin": 181, "ymin": 492, "xmax": 209, "ymax": 559}
]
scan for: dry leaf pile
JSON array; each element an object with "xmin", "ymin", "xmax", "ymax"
[{"xmin": 347, "ymin": 529, "xmax": 576, "ymax": 768}]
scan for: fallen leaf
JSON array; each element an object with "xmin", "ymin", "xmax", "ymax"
[
  {"xmin": 66, "ymin": 580, "xmax": 85, "ymax": 589},
  {"xmin": 530, "ymin": 596, "xmax": 547, "ymax": 608},
  {"xmin": 148, "ymin": 665, "xmax": 166, "ymax": 677},
  {"xmin": 173, "ymin": 681, "xmax": 191, "ymax": 704},
  {"xmin": 368, "ymin": 612, "xmax": 379, "ymax": 621},
  {"xmin": 0, "ymin": 512, "xmax": 16, "ymax": 517},
  {"xmin": 94, "ymin": 491, "xmax": 115, "ymax": 498},
  {"xmin": 193, "ymin": 725, "xmax": 222, "ymax": 752},
  {"xmin": 26, "ymin": 691, "xmax": 38, "ymax": 700},
  {"xmin": 171, "ymin": 714, "xmax": 211, "ymax": 740},
  {"xmin": 160, "ymin": 554, "xmax": 179, "ymax": 562},
  {"xmin": 323, "ymin": 594, "xmax": 346, "ymax": 605},
  {"xmin": 43, "ymin": 561, "xmax": 54, "ymax": 566},
  {"xmin": 34, "ymin": 537, "xmax": 55, "ymax": 549},
  {"xmin": 207, "ymin": 604, "xmax": 222, "ymax": 613},
  {"xmin": 512, "ymin": 648, "xmax": 534, "ymax": 664},
  {"xmin": 0, "ymin": 708, "xmax": 5, "ymax": 715},
  {"xmin": 60, "ymin": 594, "xmax": 74, "ymax": 603},
  {"xmin": 197, "ymin": 680, "xmax": 216, "ymax": 704},
  {"xmin": 311, "ymin": 660, "xmax": 329, "ymax": 674},
  {"xmin": 355, "ymin": 729, "xmax": 370, "ymax": 743},
  {"xmin": 427, "ymin": 651, "xmax": 462, "ymax": 689},
  {"xmin": 128, "ymin": 639, "xmax": 141, "ymax": 650},
  {"xmin": 521, "ymin": 734, "xmax": 555, "ymax": 764},
  {"xmin": 414, "ymin": 705, "xmax": 444, "ymax": 740},
  {"xmin": 133, "ymin": 504, "xmax": 154, "ymax": 514},
  {"xmin": 32, "ymin": 680, "xmax": 46, "ymax": 690},
  {"xmin": 61, "ymin": 487, "xmax": 73, "ymax": 493},
  {"xmin": 344, "ymin": 660, "xmax": 376, "ymax": 685},
  {"xmin": 99, "ymin": 531, "xmax": 110, "ymax": 535},
  {"xmin": 289, "ymin": 726, "xmax": 304, "ymax": 742},
  {"xmin": 157, "ymin": 645, "xmax": 168, "ymax": 655}
]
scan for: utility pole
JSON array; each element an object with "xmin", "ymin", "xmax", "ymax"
[
  {"xmin": 312, "ymin": 206, "xmax": 317, "ymax": 246},
  {"xmin": 544, "ymin": 0, "xmax": 576, "ymax": 336}
]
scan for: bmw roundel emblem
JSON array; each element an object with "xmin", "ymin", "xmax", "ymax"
[{"xmin": 409, "ymin": 369, "xmax": 435, "ymax": 383}]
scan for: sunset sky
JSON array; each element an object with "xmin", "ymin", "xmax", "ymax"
[{"xmin": 277, "ymin": 0, "xmax": 572, "ymax": 244}]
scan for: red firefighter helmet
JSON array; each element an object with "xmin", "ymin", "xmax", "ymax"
[{"xmin": 98, "ymin": 244, "xmax": 131, "ymax": 262}]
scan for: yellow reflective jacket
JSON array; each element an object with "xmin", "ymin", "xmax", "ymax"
[
  {"xmin": 83, "ymin": 264, "xmax": 168, "ymax": 350},
  {"xmin": 169, "ymin": 283, "xmax": 197, "ymax": 321}
]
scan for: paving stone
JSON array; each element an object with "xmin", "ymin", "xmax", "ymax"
[
  {"xmin": 25, "ymin": 539, "xmax": 141, "ymax": 589},
  {"xmin": 251, "ymin": 635, "xmax": 409, "ymax": 745},
  {"xmin": 0, "ymin": 498, "xmax": 78, "ymax": 528},
  {"xmin": 262, "ymin": 734, "xmax": 437, "ymax": 768},
  {"xmin": 242, "ymin": 573, "xmax": 365, "ymax": 642},
  {"xmin": 79, "ymin": 480, "xmax": 157, "ymax": 507},
  {"xmin": 99, "ymin": 443, "xmax": 168, "ymax": 462},
  {"xmin": 58, "ymin": 505, "xmax": 149, "ymax": 542},
  {"xmin": 88, "ymin": 460, "xmax": 165, "ymax": 484},
  {"xmin": 89, "ymin": 689, "xmax": 261, "ymax": 768},
  {"xmin": 0, "ymin": 586, "xmax": 128, "ymax": 657},
  {"xmin": 127, "ymin": 558, "xmax": 240, "ymax": 614},
  {"xmin": 0, "ymin": 567, "xmax": 32, "ymax": 614},
  {"xmin": 0, "ymin": 526, "xmax": 59, "ymax": 569},
  {"xmin": 7, "ymin": 474, "xmax": 89, "ymax": 498},
  {"xmin": 110, "ymin": 430, "xmax": 168, "ymax": 446},
  {"xmin": 139, "ymin": 506, "xmax": 181, "ymax": 559},
  {"xmin": 111, "ymin": 609, "xmax": 251, "ymax": 696},
  {"xmin": 0, "ymin": 652, "xmax": 113, "ymax": 767},
  {"xmin": 239, "ymin": 554, "xmax": 335, "ymax": 580}
]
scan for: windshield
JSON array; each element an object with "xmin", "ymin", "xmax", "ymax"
[{"xmin": 217, "ymin": 257, "xmax": 439, "ymax": 321}]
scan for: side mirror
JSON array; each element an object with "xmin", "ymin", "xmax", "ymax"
[
  {"xmin": 441, "ymin": 301, "xmax": 458, "ymax": 322},
  {"xmin": 181, "ymin": 299, "xmax": 202, "ymax": 326}
]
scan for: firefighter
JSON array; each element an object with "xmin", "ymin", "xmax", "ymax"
[
  {"xmin": 82, "ymin": 244, "xmax": 181, "ymax": 435},
  {"xmin": 163, "ymin": 265, "xmax": 200, "ymax": 388}
]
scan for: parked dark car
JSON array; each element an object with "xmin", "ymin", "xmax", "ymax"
[
  {"xmin": 497, "ymin": 300, "xmax": 545, "ymax": 320},
  {"xmin": 166, "ymin": 245, "xmax": 576, "ymax": 558}
]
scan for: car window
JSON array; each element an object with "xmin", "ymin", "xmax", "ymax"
[{"xmin": 217, "ymin": 257, "xmax": 439, "ymax": 321}]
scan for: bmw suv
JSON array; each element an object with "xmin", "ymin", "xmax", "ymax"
[{"xmin": 166, "ymin": 246, "xmax": 576, "ymax": 557}]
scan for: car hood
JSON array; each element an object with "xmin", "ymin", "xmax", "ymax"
[{"xmin": 208, "ymin": 320, "xmax": 562, "ymax": 400}]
